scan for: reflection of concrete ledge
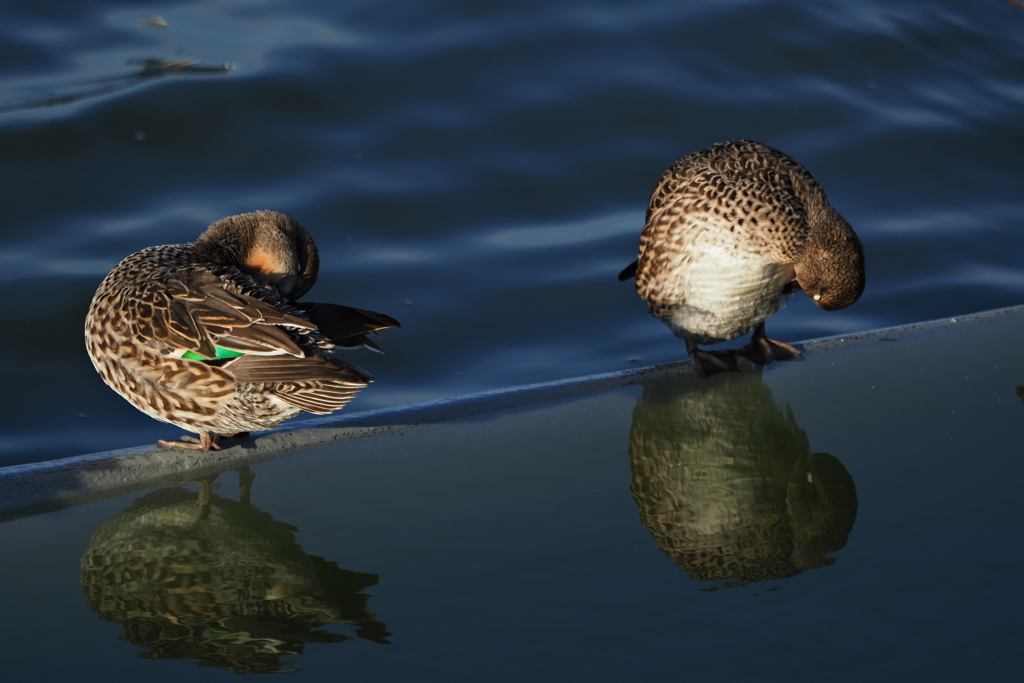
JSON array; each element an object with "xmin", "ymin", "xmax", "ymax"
[{"xmin": 2, "ymin": 304, "xmax": 1021, "ymax": 520}]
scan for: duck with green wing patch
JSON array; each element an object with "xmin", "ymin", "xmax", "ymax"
[{"xmin": 86, "ymin": 210, "xmax": 399, "ymax": 450}]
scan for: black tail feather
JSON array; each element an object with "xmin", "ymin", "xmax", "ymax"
[{"xmin": 298, "ymin": 302, "xmax": 400, "ymax": 349}]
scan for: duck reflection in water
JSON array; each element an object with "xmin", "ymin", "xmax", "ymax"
[
  {"xmin": 628, "ymin": 372, "xmax": 857, "ymax": 591},
  {"xmin": 80, "ymin": 470, "xmax": 390, "ymax": 673}
]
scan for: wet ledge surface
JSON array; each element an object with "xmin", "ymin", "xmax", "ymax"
[{"xmin": 1, "ymin": 305, "xmax": 1021, "ymax": 520}]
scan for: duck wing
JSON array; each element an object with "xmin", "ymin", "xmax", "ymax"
[
  {"xmin": 132, "ymin": 267, "xmax": 314, "ymax": 359},
  {"xmin": 228, "ymin": 352, "xmax": 373, "ymax": 414}
]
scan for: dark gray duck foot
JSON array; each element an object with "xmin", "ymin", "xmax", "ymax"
[
  {"xmin": 736, "ymin": 322, "xmax": 800, "ymax": 366},
  {"xmin": 686, "ymin": 339, "xmax": 739, "ymax": 377}
]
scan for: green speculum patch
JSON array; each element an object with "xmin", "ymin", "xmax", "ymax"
[{"xmin": 182, "ymin": 346, "xmax": 246, "ymax": 361}]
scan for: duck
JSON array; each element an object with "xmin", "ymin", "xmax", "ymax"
[
  {"xmin": 85, "ymin": 210, "xmax": 399, "ymax": 450},
  {"xmin": 619, "ymin": 139, "xmax": 864, "ymax": 376}
]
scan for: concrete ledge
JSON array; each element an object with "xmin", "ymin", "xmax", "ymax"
[{"xmin": 1, "ymin": 305, "xmax": 1021, "ymax": 521}]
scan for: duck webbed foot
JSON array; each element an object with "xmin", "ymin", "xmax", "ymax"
[
  {"xmin": 736, "ymin": 321, "xmax": 800, "ymax": 366},
  {"xmin": 686, "ymin": 339, "xmax": 739, "ymax": 377},
  {"xmin": 156, "ymin": 431, "xmax": 222, "ymax": 451}
]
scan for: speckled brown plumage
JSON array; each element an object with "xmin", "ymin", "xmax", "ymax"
[
  {"xmin": 85, "ymin": 210, "xmax": 399, "ymax": 450},
  {"xmin": 621, "ymin": 139, "xmax": 865, "ymax": 375}
]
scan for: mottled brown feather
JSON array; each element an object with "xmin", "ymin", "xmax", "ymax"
[
  {"xmin": 130, "ymin": 267, "xmax": 312, "ymax": 359},
  {"xmin": 85, "ymin": 210, "xmax": 399, "ymax": 448},
  {"xmin": 622, "ymin": 140, "xmax": 864, "ymax": 374}
]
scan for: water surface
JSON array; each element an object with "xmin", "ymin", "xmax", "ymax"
[
  {"xmin": 0, "ymin": 309, "xmax": 1021, "ymax": 680},
  {"xmin": 0, "ymin": 1, "xmax": 1022, "ymax": 461}
]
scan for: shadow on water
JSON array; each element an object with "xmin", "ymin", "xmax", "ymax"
[
  {"xmin": 79, "ymin": 470, "xmax": 390, "ymax": 674},
  {"xmin": 628, "ymin": 371, "xmax": 857, "ymax": 591}
]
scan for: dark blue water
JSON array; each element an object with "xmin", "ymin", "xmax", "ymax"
[{"xmin": 1, "ymin": 0, "xmax": 1023, "ymax": 464}]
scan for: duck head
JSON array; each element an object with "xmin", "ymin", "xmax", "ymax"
[
  {"xmin": 794, "ymin": 210, "xmax": 865, "ymax": 311},
  {"xmin": 191, "ymin": 210, "xmax": 320, "ymax": 299}
]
